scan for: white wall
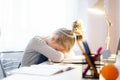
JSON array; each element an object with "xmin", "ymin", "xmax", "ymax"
[
  {"xmin": 0, "ymin": 0, "xmax": 67, "ymax": 51},
  {"xmin": 0, "ymin": 0, "xmax": 89, "ymax": 51},
  {"xmin": 86, "ymin": 0, "xmax": 119, "ymax": 54},
  {"xmin": 86, "ymin": 0, "xmax": 107, "ymax": 52},
  {"xmin": 108, "ymin": 0, "xmax": 119, "ymax": 53},
  {"xmin": 118, "ymin": 0, "xmax": 120, "ymax": 38}
]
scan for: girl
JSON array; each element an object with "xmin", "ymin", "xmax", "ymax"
[{"xmin": 21, "ymin": 20, "xmax": 83, "ymax": 66}]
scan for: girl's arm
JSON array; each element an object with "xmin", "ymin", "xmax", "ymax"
[{"xmin": 25, "ymin": 36, "xmax": 64, "ymax": 62}]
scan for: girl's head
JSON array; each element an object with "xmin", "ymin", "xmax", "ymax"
[{"xmin": 51, "ymin": 20, "xmax": 84, "ymax": 53}]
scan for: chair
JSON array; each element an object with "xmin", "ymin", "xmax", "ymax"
[
  {"xmin": 0, "ymin": 59, "xmax": 6, "ymax": 79},
  {"xmin": 0, "ymin": 51, "xmax": 24, "ymax": 77}
]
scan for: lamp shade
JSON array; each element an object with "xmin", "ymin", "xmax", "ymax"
[{"xmin": 88, "ymin": 0, "xmax": 105, "ymax": 14}]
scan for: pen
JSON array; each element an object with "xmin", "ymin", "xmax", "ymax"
[{"xmin": 52, "ymin": 67, "xmax": 74, "ymax": 75}]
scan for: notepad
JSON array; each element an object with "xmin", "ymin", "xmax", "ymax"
[{"xmin": 62, "ymin": 55, "xmax": 86, "ymax": 64}]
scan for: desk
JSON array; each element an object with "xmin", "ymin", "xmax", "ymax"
[{"xmin": 2, "ymin": 62, "xmax": 82, "ymax": 80}]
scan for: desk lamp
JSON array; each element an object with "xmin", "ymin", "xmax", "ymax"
[{"xmin": 88, "ymin": 0, "xmax": 111, "ymax": 59}]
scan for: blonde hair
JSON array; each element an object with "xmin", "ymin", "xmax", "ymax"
[{"xmin": 54, "ymin": 20, "xmax": 83, "ymax": 53}]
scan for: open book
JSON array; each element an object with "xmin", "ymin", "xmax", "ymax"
[
  {"xmin": 5, "ymin": 65, "xmax": 82, "ymax": 80},
  {"xmin": 10, "ymin": 65, "xmax": 76, "ymax": 76},
  {"xmin": 62, "ymin": 55, "xmax": 86, "ymax": 64}
]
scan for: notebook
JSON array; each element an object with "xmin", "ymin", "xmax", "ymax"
[{"xmin": 62, "ymin": 55, "xmax": 86, "ymax": 64}]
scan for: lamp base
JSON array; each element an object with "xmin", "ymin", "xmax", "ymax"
[{"xmin": 101, "ymin": 49, "xmax": 111, "ymax": 59}]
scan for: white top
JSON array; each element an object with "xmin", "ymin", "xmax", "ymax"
[{"xmin": 21, "ymin": 36, "xmax": 64, "ymax": 66}]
